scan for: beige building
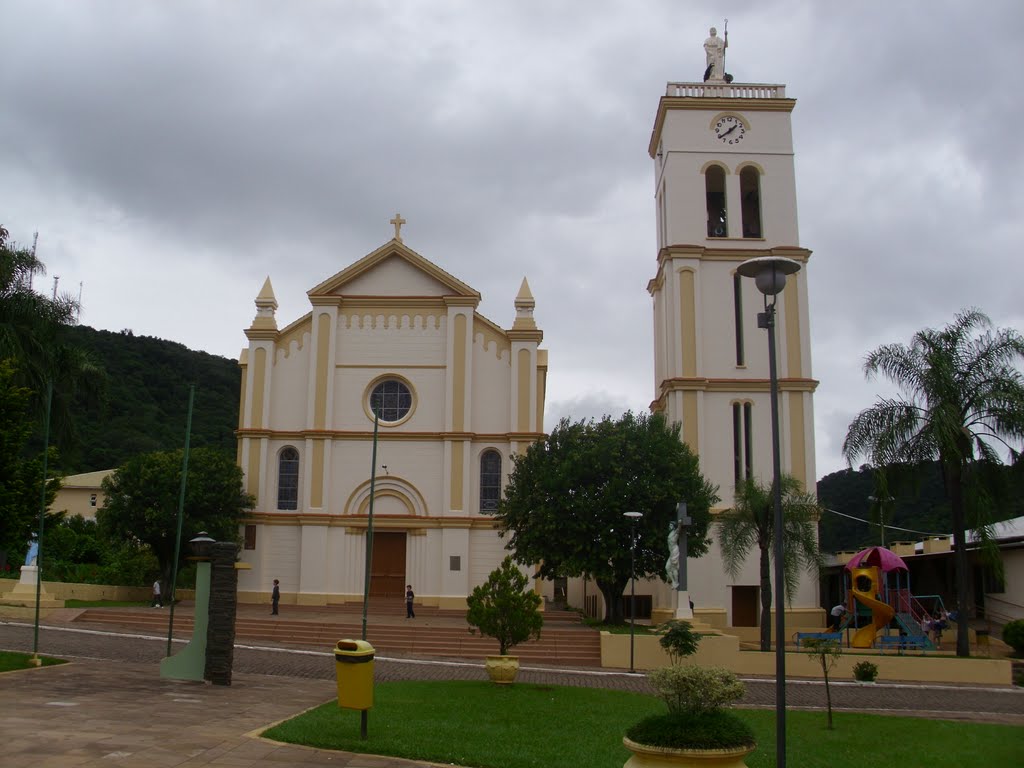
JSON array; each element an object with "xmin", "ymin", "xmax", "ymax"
[
  {"xmin": 235, "ymin": 229, "xmax": 547, "ymax": 608},
  {"xmin": 52, "ymin": 470, "xmax": 112, "ymax": 521}
]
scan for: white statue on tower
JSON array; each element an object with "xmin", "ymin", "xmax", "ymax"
[{"xmin": 703, "ymin": 23, "xmax": 729, "ymax": 82}]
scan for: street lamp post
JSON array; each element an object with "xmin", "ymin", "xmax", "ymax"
[
  {"xmin": 624, "ymin": 511, "xmax": 643, "ymax": 673},
  {"xmin": 737, "ymin": 255, "xmax": 801, "ymax": 768},
  {"xmin": 868, "ymin": 495, "xmax": 895, "ymax": 547}
]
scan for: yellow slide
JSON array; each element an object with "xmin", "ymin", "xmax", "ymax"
[{"xmin": 849, "ymin": 566, "xmax": 895, "ymax": 648}]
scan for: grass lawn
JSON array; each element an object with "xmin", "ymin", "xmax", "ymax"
[
  {"xmin": 0, "ymin": 650, "xmax": 67, "ymax": 672},
  {"xmin": 64, "ymin": 599, "xmax": 149, "ymax": 608},
  {"xmin": 263, "ymin": 680, "xmax": 1023, "ymax": 768}
]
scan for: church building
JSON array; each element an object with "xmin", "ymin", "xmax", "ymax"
[{"xmin": 235, "ymin": 219, "xmax": 547, "ymax": 608}]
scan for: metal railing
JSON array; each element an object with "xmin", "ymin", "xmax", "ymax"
[{"xmin": 665, "ymin": 82, "xmax": 786, "ymax": 99}]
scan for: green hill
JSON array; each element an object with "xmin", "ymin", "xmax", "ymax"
[
  {"xmin": 61, "ymin": 325, "xmax": 240, "ymax": 472},
  {"xmin": 816, "ymin": 462, "xmax": 1024, "ymax": 553}
]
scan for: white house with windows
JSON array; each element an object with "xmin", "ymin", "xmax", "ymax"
[{"xmin": 234, "ymin": 225, "xmax": 547, "ymax": 608}]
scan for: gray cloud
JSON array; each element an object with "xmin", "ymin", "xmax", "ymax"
[{"xmin": 2, "ymin": 0, "xmax": 1021, "ymax": 479}]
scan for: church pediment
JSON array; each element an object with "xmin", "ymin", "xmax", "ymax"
[{"xmin": 308, "ymin": 241, "xmax": 481, "ymax": 300}]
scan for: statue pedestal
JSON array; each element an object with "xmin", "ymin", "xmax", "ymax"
[
  {"xmin": 674, "ymin": 590, "xmax": 694, "ymax": 620},
  {"xmin": 0, "ymin": 566, "xmax": 63, "ymax": 608}
]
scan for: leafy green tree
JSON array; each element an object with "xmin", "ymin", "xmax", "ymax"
[
  {"xmin": 717, "ymin": 475, "xmax": 822, "ymax": 651},
  {"xmin": 843, "ymin": 309, "xmax": 1024, "ymax": 657},
  {"xmin": 466, "ymin": 556, "xmax": 543, "ymax": 656},
  {"xmin": 0, "ymin": 225, "xmax": 102, "ymax": 455},
  {"xmin": 41, "ymin": 515, "xmax": 158, "ymax": 586},
  {"xmin": 0, "ymin": 359, "xmax": 60, "ymax": 564},
  {"xmin": 494, "ymin": 412, "xmax": 719, "ymax": 623},
  {"xmin": 98, "ymin": 447, "xmax": 254, "ymax": 587}
]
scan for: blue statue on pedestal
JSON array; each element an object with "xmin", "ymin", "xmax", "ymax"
[{"xmin": 24, "ymin": 534, "xmax": 39, "ymax": 566}]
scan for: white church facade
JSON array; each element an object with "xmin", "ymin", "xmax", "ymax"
[{"xmin": 235, "ymin": 227, "xmax": 547, "ymax": 608}]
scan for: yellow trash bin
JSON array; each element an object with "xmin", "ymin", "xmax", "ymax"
[{"xmin": 334, "ymin": 639, "xmax": 375, "ymax": 710}]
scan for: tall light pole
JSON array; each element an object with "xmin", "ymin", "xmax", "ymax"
[
  {"xmin": 361, "ymin": 397, "xmax": 381, "ymax": 642},
  {"xmin": 624, "ymin": 511, "xmax": 643, "ymax": 673},
  {"xmin": 868, "ymin": 495, "xmax": 895, "ymax": 547},
  {"xmin": 737, "ymin": 255, "xmax": 801, "ymax": 768}
]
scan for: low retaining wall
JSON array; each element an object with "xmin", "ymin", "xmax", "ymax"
[
  {"xmin": 600, "ymin": 632, "xmax": 1013, "ymax": 686},
  {"xmin": 0, "ymin": 580, "xmax": 195, "ymax": 603}
]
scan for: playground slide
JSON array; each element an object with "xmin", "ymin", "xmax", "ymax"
[{"xmin": 850, "ymin": 591, "xmax": 895, "ymax": 648}]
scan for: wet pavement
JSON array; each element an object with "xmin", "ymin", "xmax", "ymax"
[{"xmin": 1, "ymin": 620, "xmax": 1021, "ymax": 767}]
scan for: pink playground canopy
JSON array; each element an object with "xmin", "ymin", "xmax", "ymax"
[{"xmin": 843, "ymin": 546, "xmax": 909, "ymax": 573}]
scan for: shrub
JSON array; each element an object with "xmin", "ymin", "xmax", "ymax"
[
  {"xmin": 647, "ymin": 665, "xmax": 745, "ymax": 715},
  {"xmin": 626, "ymin": 710, "xmax": 755, "ymax": 750},
  {"xmin": 465, "ymin": 556, "xmax": 543, "ymax": 656},
  {"xmin": 852, "ymin": 660, "xmax": 878, "ymax": 682},
  {"xmin": 1002, "ymin": 619, "xmax": 1024, "ymax": 656},
  {"xmin": 658, "ymin": 619, "xmax": 700, "ymax": 664}
]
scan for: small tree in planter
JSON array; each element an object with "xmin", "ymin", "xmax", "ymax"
[
  {"xmin": 625, "ymin": 666, "xmax": 755, "ymax": 765},
  {"xmin": 466, "ymin": 556, "xmax": 542, "ymax": 684},
  {"xmin": 659, "ymin": 619, "xmax": 701, "ymax": 664},
  {"xmin": 802, "ymin": 637, "xmax": 842, "ymax": 729}
]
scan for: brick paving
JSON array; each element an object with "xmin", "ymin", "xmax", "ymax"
[{"xmin": 0, "ymin": 619, "xmax": 1021, "ymax": 767}]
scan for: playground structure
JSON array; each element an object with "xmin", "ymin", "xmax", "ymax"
[{"xmin": 840, "ymin": 547, "xmax": 949, "ymax": 650}]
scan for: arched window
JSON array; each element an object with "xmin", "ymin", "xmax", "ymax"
[
  {"xmin": 705, "ymin": 165, "xmax": 728, "ymax": 238},
  {"xmin": 740, "ymin": 166, "xmax": 762, "ymax": 238},
  {"xmin": 733, "ymin": 273, "xmax": 745, "ymax": 366},
  {"xmin": 480, "ymin": 450, "xmax": 502, "ymax": 512},
  {"xmin": 732, "ymin": 402, "xmax": 753, "ymax": 486},
  {"xmin": 278, "ymin": 447, "xmax": 299, "ymax": 510},
  {"xmin": 370, "ymin": 378, "xmax": 413, "ymax": 422}
]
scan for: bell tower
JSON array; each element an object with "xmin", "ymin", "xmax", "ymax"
[{"xmin": 647, "ymin": 39, "xmax": 817, "ymax": 514}]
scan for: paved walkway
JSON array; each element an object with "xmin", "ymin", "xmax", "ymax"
[{"xmin": 1, "ymin": 620, "xmax": 1022, "ymax": 767}]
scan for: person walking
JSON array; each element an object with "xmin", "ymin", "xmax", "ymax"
[
  {"xmin": 271, "ymin": 579, "xmax": 280, "ymax": 616},
  {"xmin": 405, "ymin": 584, "xmax": 415, "ymax": 619},
  {"xmin": 151, "ymin": 579, "xmax": 162, "ymax": 608}
]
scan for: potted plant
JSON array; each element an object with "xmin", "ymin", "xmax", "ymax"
[
  {"xmin": 625, "ymin": 665, "xmax": 755, "ymax": 767},
  {"xmin": 466, "ymin": 556, "xmax": 543, "ymax": 684},
  {"xmin": 852, "ymin": 660, "xmax": 878, "ymax": 683}
]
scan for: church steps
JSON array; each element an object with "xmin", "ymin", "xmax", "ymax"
[{"xmin": 72, "ymin": 608, "xmax": 602, "ymax": 666}]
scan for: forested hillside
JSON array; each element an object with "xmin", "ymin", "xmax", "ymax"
[
  {"xmin": 61, "ymin": 325, "xmax": 240, "ymax": 472},
  {"xmin": 817, "ymin": 462, "xmax": 1024, "ymax": 553}
]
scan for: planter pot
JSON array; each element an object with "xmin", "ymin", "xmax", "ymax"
[
  {"xmin": 485, "ymin": 655, "xmax": 520, "ymax": 684},
  {"xmin": 623, "ymin": 737, "xmax": 755, "ymax": 768}
]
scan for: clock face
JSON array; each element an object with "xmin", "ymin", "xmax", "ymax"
[{"xmin": 714, "ymin": 115, "xmax": 746, "ymax": 145}]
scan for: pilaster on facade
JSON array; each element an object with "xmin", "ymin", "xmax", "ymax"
[
  {"xmin": 444, "ymin": 297, "xmax": 476, "ymax": 517},
  {"xmin": 306, "ymin": 300, "xmax": 338, "ymax": 513},
  {"xmin": 444, "ymin": 297, "xmax": 477, "ymax": 435}
]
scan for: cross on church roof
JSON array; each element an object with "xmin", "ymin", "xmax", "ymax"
[{"xmin": 390, "ymin": 213, "xmax": 406, "ymax": 242}]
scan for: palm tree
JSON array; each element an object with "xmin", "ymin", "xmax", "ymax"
[
  {"xmin": 0, "ymin": 225, "xmax": 102, "ymax": 453},
  {"xmin": 843, "ymin": 309, "xmax": 1024, "ymax": 657},
  {"xmin": 717, "ymin": 475, "xmax": 822, "ymax": 651}
]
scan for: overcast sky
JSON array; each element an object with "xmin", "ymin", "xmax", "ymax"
[{"xmin": 2, "ymin": 1, "xmax": 1022, "ymax": 482}]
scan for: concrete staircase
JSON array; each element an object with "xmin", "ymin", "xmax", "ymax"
[{"xmin": 73, "ymin": 602, "xmax": 603, "ymax": 667}]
